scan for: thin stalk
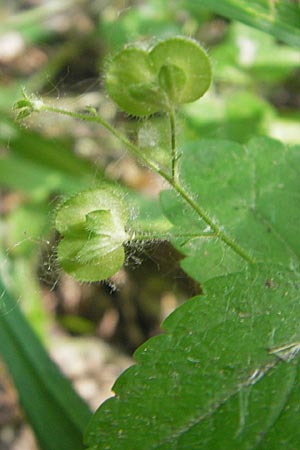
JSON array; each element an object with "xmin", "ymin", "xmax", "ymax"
[
  {"xmin": 171, "ymin": 181, "xmax": 255, "ymax": 264},
  {"xmin": 169, "ymin": 108, "xmax": 178, "ymax": 182},
  {"xmin": 37, "ymin": 103, "xmax": 255, "ymax": 264},
  {"xmin": 39, "ymin": 104, "xmax": 171, "ymax": 180},
  {"xmin": 128, "ymin": 231, "xmax": 216, "ymax": 241}
]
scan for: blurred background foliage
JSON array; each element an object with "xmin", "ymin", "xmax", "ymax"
[{"xmin": 0, "ymin": 0, "xmax": 300, "ymax": 448}]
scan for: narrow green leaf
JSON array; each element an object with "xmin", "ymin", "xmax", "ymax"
[
  {"xmin": 0, "ymin": 279, "xmax": 91, "ymax": 450},
  {"xmin": 186, "ymin": 0, "xmax": 300, "ymax": 47},
  {"xmin": 0, "ymin": 119, "xmax": 100, "ymax": 196},
  {"xmin": 85, "ymin": 265, "xmax": 300, "ymax": 449}
]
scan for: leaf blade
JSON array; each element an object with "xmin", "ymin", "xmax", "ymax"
[
  {"xmin": 161, "ymin": 137, "xmax": 300, "ymax": 282},
  {"xmin": 0, "ymin": 279, "xmax": 92, "ymax": 450},
  {"xmin": 85, "ymin": 265, "xmax": 300, "ymax": 449},
  {"xmin": 185, "ymin": 0, "xmax": 300, "ymax": 47}
]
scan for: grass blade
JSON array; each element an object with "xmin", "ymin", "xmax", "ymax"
[{"xmin": 0, "ymin": 278, "xmax": 92, "ymax": 450}]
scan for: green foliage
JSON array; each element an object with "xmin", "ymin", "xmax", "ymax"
[
  {"xmin": 182, "ymin": 91, "xmax": 274, "ymax": 144},
  {"xmin": 185, "ymin": 0, "xmax": 300, "ymax": 47},
  {"xmin": 85, "ymin": 266, "xmax": 300, "ymax": 449},
  {"xmin": 5, "ymin": 202, "xmax": 49, "ymax": 257},
  {"xmin": 161, "ymin": 136, "xmax": 300, "ymax": 282},
  {"xmin": 83, "ymin": 130, "xmax": 300, "ymax": 449},
  {"xmin": 84, "ymin": 32, "xmax": 300, "ymax": 449},
  {"xmin": 0, "ymin": 116, "xmax": 98, "ymax": 198},
  {"xmin": 105, "ymin": 36, "xmax": 211, "ymax": 116},
  {"xmin": 97, "ymin": 0, "xmax": 185, "ymax": 50},
  {"xmin": 0, "ymin": 279, "xmax": 91, "ymax": 450},
  {"xmin": 5, "ymin": 1, "xmax": 300, "ymax": 448},
  {"xmin": 212, "ymin": 22, "xmax": 300, "ymax": 85}
]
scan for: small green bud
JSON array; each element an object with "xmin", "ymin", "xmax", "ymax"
[
  {"xmin": 13, "ymin": 89, "xmax": 44, "ymax": 120},
  {"xmin": 13, "ymin": 98, "xmax": 34, "ymax": 120}
]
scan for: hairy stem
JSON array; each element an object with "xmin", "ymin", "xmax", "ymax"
[
  {"xmin": 37, "ymin": 103, "xmax": 255, "ymax": 264},
  {"xmin": 128, "ymin": 231, "xmax": 216, "ymax": 241},
  {"xmin": 171, "ymin": 181, "xmax": 255, "ymax": 264},
  {"xmin": 39, "ymin": 104, "xmax": 170, "ymax": 179},
  {"xmin": 169, "ymin": 108, "xmax": 178, "ymax": 182}
]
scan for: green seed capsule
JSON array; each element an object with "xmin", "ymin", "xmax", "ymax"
[
  {"xmin": 55, "ymin": 188, "xmax": 128, "ymax": 282},
  {"xmin": 105, "ymin": 36, "xmax": 212, "ymax": 117}
]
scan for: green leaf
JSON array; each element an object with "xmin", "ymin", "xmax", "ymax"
[
  {"xmin": 211, "ymin": 23, "xmax": 300, "ymax": 86},
  {"xmin": 185, "ymin": 0, "xmax": 300, "ymax": 47},
  {"xmin": 1, "ymin": 2, "xmax": 70, "ymax": 41},
  {"xmin": 137, "ymin": 115, "xmax": 172, "ymax": 168},
  {"xmin": 105, "ymin": 36, "xmax": 211, "ymax": 116},
  {"xmin": 4, "ymin": 202, "xmax": 49, "ymax": 257},
  {"xmin": 183, "ymin": 90, "xmax": 274, "ymax": 144},
  {"xmin": 85, "ymin": 265, "xmax": 300, "ymax": 449},
  {"xmin": 0, "ymin": 278, "xmax": 91, "ymax": 450},
  {"xmin": 161, "ymin": 136, "xmax": 300, "ymax": 282},
  {"xmin": 98, "ymin": 0, "xmax": 184, "ymax": 50},
  {"xmin": 0, "ymin": 118, "xmax": 99, "ymax": 197},
  {"xmin": 56, "ymin": 188, "xmax": 128, "ymax": 282}
]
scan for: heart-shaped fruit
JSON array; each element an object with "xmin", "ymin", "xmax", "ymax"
[
  {"xmin": 105, "ymin": 36, "xmax": 211, "ymax": 116},
  {"xmin": 55, "ymin": 188, "xmax": 128, "ymax": 282}
]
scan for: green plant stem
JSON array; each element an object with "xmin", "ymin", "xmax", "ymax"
[
  {"xmin": 129, "ymin": 231, "xmax": 216, "ymax": 241},
  {"xmin": 37, "ymin": 104, "xmax": 255, "ymax": 264},
  {"xmin": 171, "ymin": 181, "xmax": 255, "ymax": 264},
  {"xmin": 39, "ymin": 104, "xmax": 170, "ymax": 179},
  {"xmin": 169, "ymin": 108, "xmax": 178, "ymax": 182}
]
